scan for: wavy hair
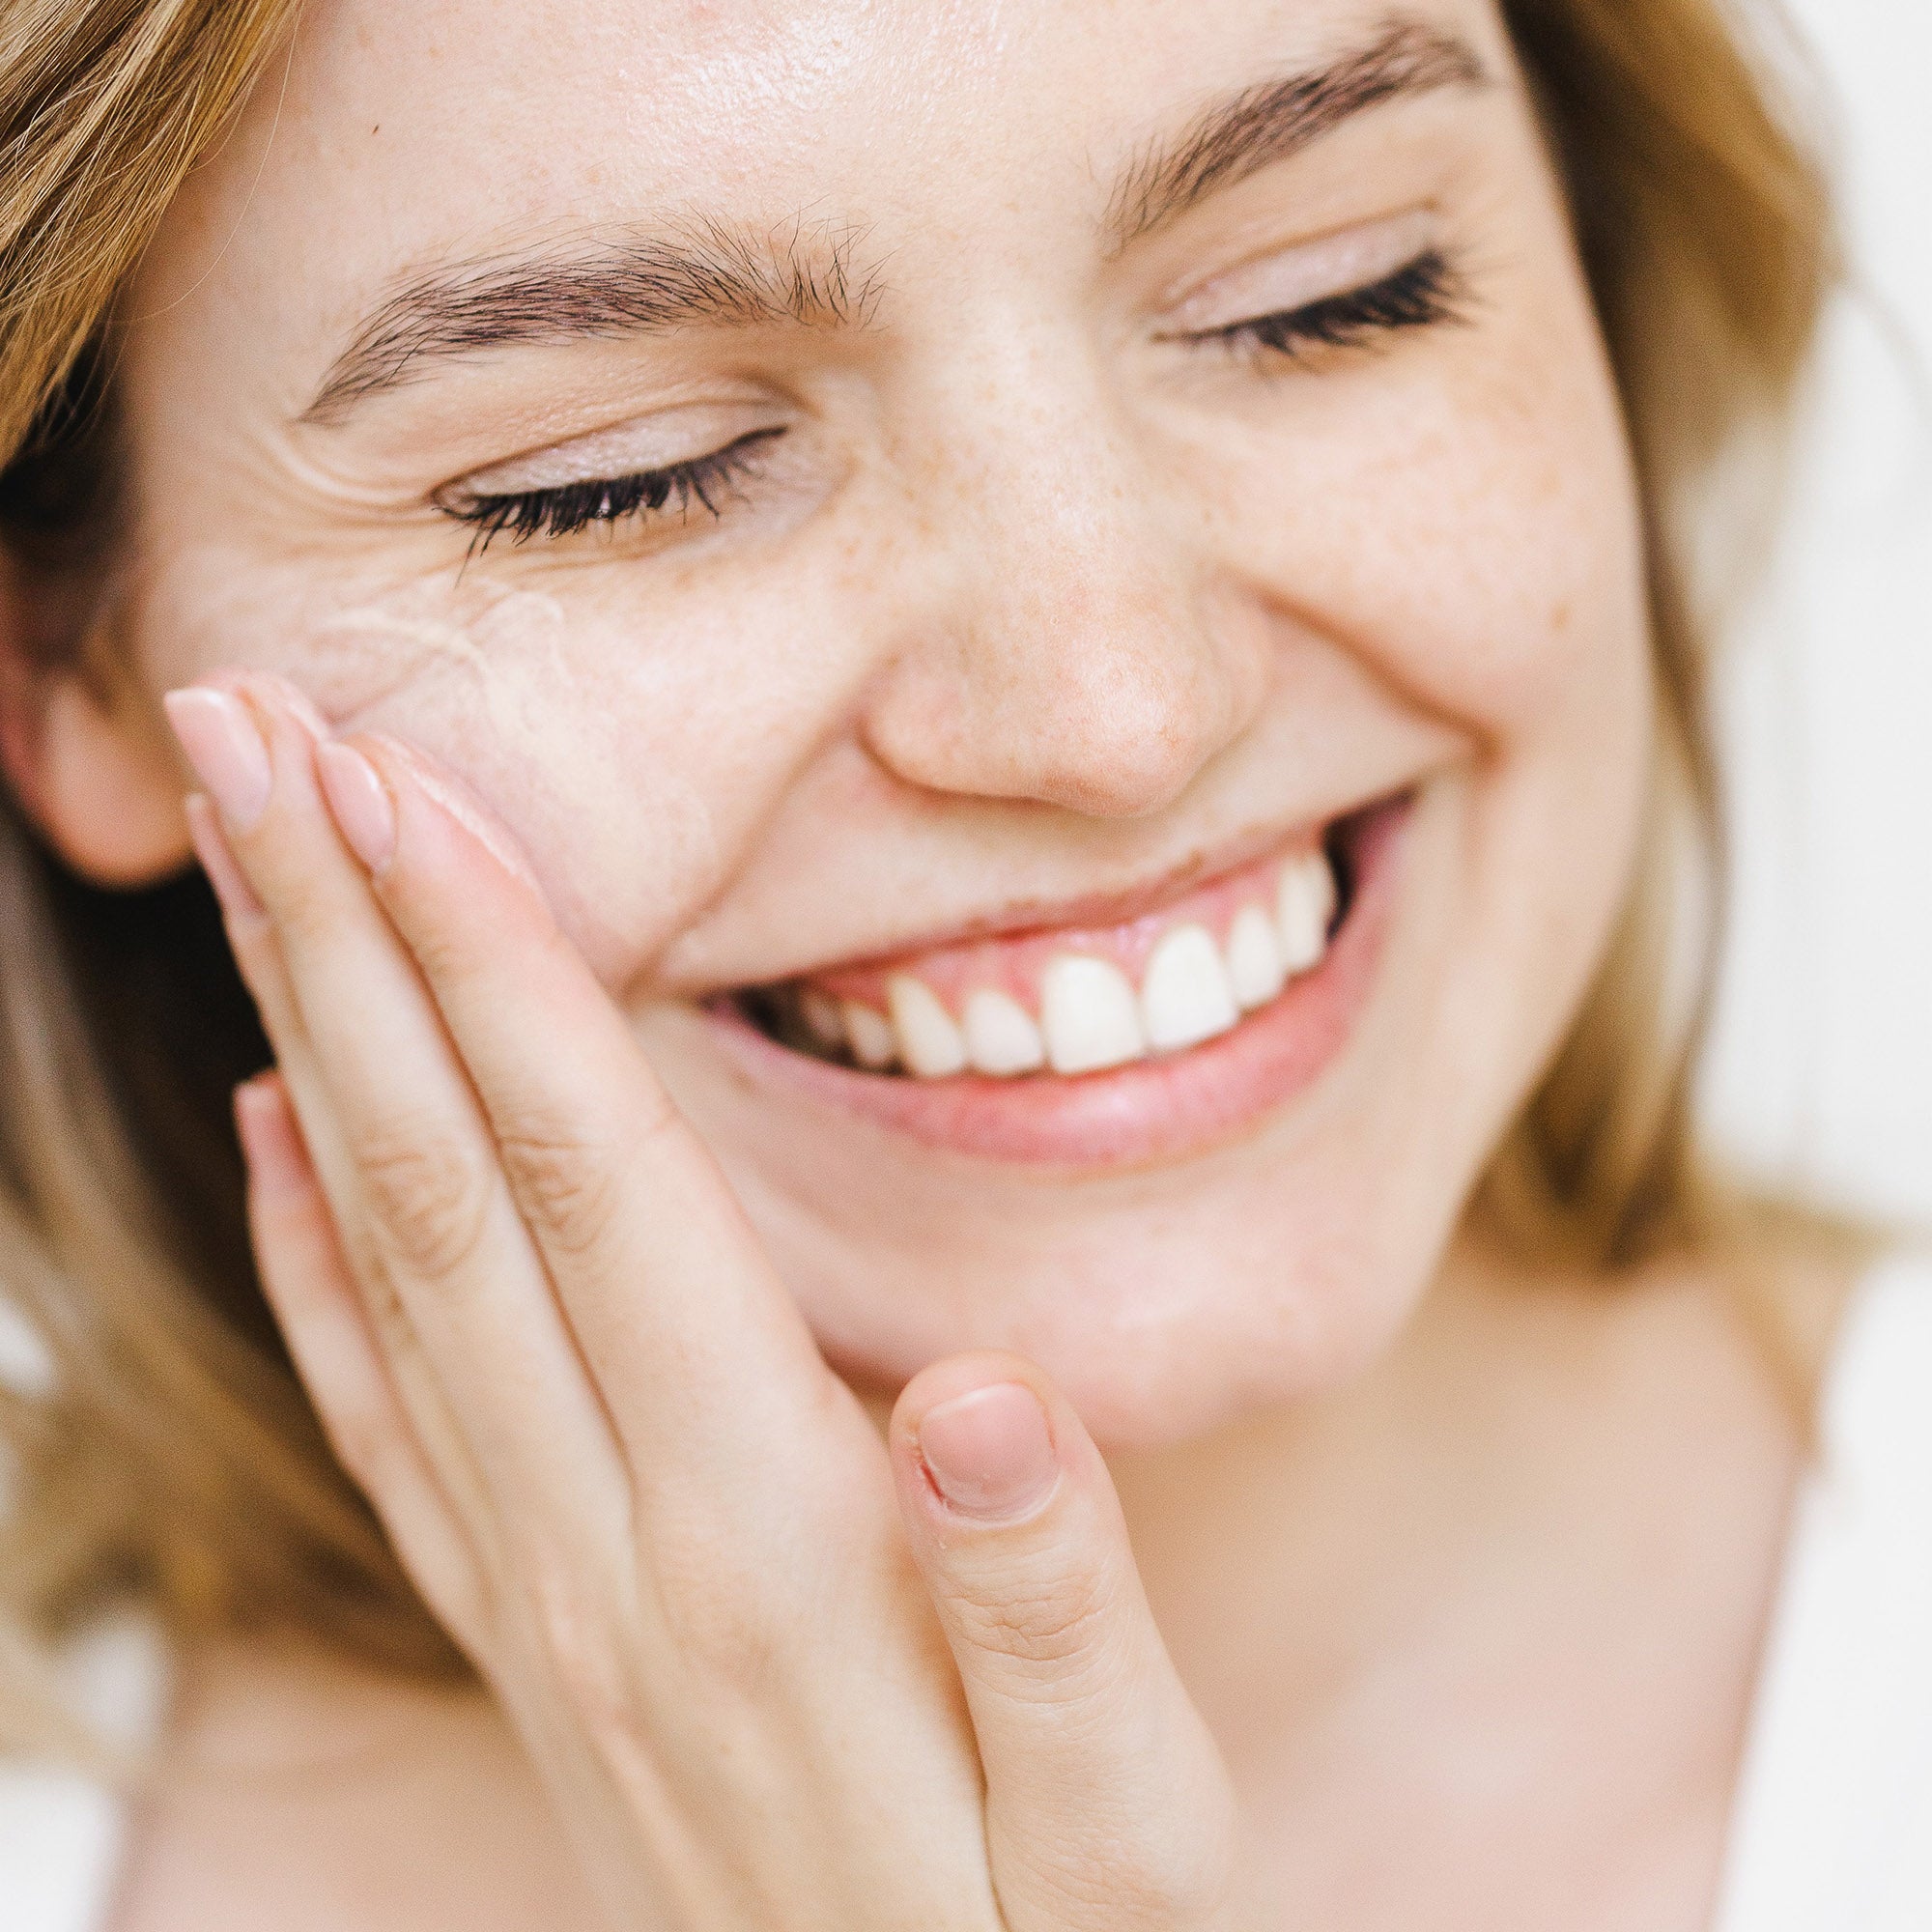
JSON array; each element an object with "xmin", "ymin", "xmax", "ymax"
[{"xmin": 0, "ymin": 0, "xmax": 1837, "ymax": 1746}]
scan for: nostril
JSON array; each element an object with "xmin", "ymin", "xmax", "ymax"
[
  {"xmin": 957, "ymin": 685, "xmax": 1216, "ymax": 822},
  {"xmin": 857, "ymin": 587, "xmax": 1261, "ymax": 819}
]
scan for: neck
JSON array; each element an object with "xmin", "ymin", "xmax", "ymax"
[{"xmin": 1104, "ymin": 1234, "xmax": 1800, "ymax": 1779}]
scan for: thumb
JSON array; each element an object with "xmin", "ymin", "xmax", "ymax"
[{"xmin": 891, "ymin": 1354, "xmax": 1242, "ymax": 1932}]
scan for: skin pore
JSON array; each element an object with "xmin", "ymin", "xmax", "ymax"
[{"xmin": 0, "ymin": 0, "xmax": 1843, "ymax": 1926}]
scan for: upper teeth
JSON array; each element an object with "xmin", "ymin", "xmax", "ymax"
[
  {"xmin": 888, "ymin": 973, "xmax": 971, "ymax": 1078},
  {"xmin": 1225, "ymin": 903, "xmax": 1287, "ymax": 1010},
  {"xmin": 1040, "ymin": 953, "xmax": 1147, "ymax": 1074},
  {"xmin": 841, "ymin": 999, "xmax": 899, "ymax": 1069},
  {"xmin": 1139, "ymin": 923, "xmax": 1238, "ymax": 1053},
  {"xmin": 1277, "ymin": 849, "xmax": 1337, "ymax": 975},
  {"xmin": 962, "ymin": 987, "xmax": 1046, "ymax": 1075},
  {"xmin": 802, "ymin": 845, "xmax": 1336, "ymax": 1080}
]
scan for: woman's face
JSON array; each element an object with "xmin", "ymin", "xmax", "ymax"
[{"xmin": 103, "ymin": 0, "xmax": 1649, "ymax": 1441}]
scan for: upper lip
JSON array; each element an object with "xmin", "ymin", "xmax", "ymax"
[{"xmin": 720, "ymin": 794, "xmax": 1385, "ymax": 997}]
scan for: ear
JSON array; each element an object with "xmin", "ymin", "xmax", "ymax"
[{"xmin": 0, "ymin": 561, "xmax": 191, "ymax": 888}]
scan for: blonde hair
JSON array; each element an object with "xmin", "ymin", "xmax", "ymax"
[{"xmin": 0, "ymin": 0, "xmax": 1837, "ymax": 1739}]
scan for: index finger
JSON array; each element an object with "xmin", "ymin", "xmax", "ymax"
[{"xmin": 314, "ymin": 729, "xmax": 857, "ymax": 1484}]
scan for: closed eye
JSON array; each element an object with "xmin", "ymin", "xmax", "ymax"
[
  {"xmin": 442, "ymin": 426, "xmax": 786, "ymax": 554},
  {"xmin": 1194, "ymin": 248, "xmax": 1466, "ymax": 359},
  {"xmin": 439, "ymin": 254, "xmax": 1461, "ymax": 555}
]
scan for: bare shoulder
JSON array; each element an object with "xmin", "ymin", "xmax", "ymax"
[
  {"xmin": 1465, "ymin": 1208, "xmax": 1875, "ymax": 1470},
  {"xmin": 1710, "ymin": 1208, "xmax": 1877, "ymax": 1409},
  {"xmin": 109, "ymin": 1637, "xmax": 608, "ymax": 1932},
  {"xmin": 1618, "ymin": 1205, "xmax": 1877, "ymax": 1420}
]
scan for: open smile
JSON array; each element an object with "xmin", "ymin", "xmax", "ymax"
[{"xmin": 707, "ymin": 791, "xmax": 1410, "ymax": 1167}]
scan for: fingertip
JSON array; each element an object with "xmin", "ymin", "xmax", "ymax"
[
  {"xmin": 166, "ymin": 689, "xmax": 270, "ymax": 833},
  {"xmin": 185, "ymin": 793, "xmax": 266, "ymax": 922},
  {"xmin": 895, "ymin": 1353, "xmax": 1087, "ymax": 1529},
  {"xmin": 355, "ymin": 732, "xmax": 548, "ymax": 899},
  {"xmin": 234, "ymin": 1070, "xmax": 315, "ymax": 1206},
  {"xmin": 918, "ymin": 1381, "xmax": 1061, "ymax": 1522},
  {"xmin": 316, "ymin": 739, "xmax": 397, "ymax": 874}
]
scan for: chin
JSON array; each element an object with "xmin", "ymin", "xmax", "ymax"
[
  {"xmin": 950, "ymin": 1290, "xmax": 1425, "ymax": 1449},
  {"xmin": 724, "ymin": 1093, "xmax": 1473, "ymax": 1448},
  {"xmin": 638, "ymin": 771, "xmax": 1599, "ymax": 1447}
]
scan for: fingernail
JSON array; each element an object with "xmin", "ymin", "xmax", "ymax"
[
  {"xmin": 185, "ymin": 794, "xmax": 265, "ymax": 920},
  {"xmin": 232, "ymin": 1072, "xmax": 278, "ymax": 1154},
  {"xmin": 918, "ymin": 1383, "xmax": 1060, "ymax": 1520},
  {"xmin": 252, "ymin": 673, "xmax": 329, "ymax": 744},
  {"xmin": 164, "ymin": 687, "xmax": 271, "ymax": 832},
  {"xmin": 317, "ymin": 740, "xmax": 396, "ymax": 873},
  {"xmin": 373, "ymin": 735, "xmax": 543, "ymax": 893}
]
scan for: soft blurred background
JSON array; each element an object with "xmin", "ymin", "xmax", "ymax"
[{"xmin": 1700, "ymin": 0, "xmax": 1932, "ymax": 1222}]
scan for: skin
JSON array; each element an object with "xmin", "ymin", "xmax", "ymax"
[{"xmin": 0, "ymin": 0, "xmax": 1846, "ymax": 1925}]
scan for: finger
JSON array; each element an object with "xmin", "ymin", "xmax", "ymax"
[
  {"xmin": 892, "ymin": 1355, "xmax": 1240, "ymax": 1932},
  {"xmin": 191, "ymin": 792, "xmax": 412, "ymax": 1305},
  {"xmin": 188, "ymin": 793, "xmax": 493, "ymax": 1541},
  {"xmin": 235, "ymin": 1071, "xmax": 485, "ymax": 1646},
  {"xmin": 313, "ymin": 726, "xmax": 855, "ymax": 1488},
  {"xmin": 171, "ymin": 679, "xmax": 629, "ymax": 1559}
]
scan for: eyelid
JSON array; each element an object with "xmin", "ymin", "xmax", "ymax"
[
  {"xmin": 1153, "ymin": 207, "xmax": 1440, "ymax": 338},
  {"xmin": 439, "ymin": 399, "xmax": 784, "ymax": 504}
]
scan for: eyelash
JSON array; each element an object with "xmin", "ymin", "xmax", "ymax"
[
  {"xmin": 445, "ymin": 251, "xmax": 1463, "ymax": 551},
  {"xmin": 450, "ymin": 425, "xmax": 784, "ymax": 553},
  {"xmin": 1205, "ymin": 247, "xmax": 1464, "ymax": 359}
]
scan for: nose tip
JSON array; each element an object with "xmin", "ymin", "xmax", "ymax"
[
  {"xmin": 863, "ymin": 582, "xmax": 1266, "ymax": 820},
  {"xmin": 1006, "ymin": 638, "xmax": 1242, "ymax": 819},
  {"xmin": 857, "ymin": 362, "xmax": 1270, "ymax": 819}
]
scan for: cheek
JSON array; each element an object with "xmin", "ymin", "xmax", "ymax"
[
  {"xmin": 1238, "ymin": 426, "xmax": 1642, "ymax": 752},
  {"xmin": 1208, "ymin": 345, "xmax": 1658, "ymax": 1026},
  {"xmin": 1193, "ymin": 242, "xmax": 1647, "ymax": 759},
  {"xmin": 320, "ymin": 583, "xmax": 737, "ymax": 976},
  {"xmin": 134, "ymin": 548, "xmax": 862, "ymax": 981}
]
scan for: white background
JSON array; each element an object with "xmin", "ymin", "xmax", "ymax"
[{"xmin": 1700, "ymin": 0, "xmax": 1932, "ymax": 1222}]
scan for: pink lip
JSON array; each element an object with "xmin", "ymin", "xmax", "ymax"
[{"xmin": 703, "ymin": 797, "xmax": 1408, "ymax": 1169}]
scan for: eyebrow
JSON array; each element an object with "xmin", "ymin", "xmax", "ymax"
[
  {"xmin": 304, "ymin": 18, "xmax": 1485, "ymax": 422},
  {"xmin": 304, "ymin": 216, "xmax": 880, "ymax": 420},
  {"xmin": 1103, "ymin": 21, "xmax": 1488, "ymax": 249}
]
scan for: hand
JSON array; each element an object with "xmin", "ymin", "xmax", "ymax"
[{"xmin": 166, "ymin": 673, "xmax": 1247, "ymax": 1932}]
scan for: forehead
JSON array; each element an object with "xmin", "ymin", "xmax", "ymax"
[{"xmin": 142, "ymin": 0, "xmax": 1509, "ymax": 331}]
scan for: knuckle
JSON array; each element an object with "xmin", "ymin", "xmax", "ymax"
[
  {"xmin": 358, "ymin": 1255, "xmax": 410, "ymax": 1335},
  {"xmin": 261, "ymin": 873, "xmax": 336, "ymax": 948},
  {"xmin": 496, "ymin": 1114, "xmax": 622, "ymax": 1260},
  {"xmin": 354, "ymin": 1118, "xmax": 496, "ymax": 1285},
  {"xmin": 270, "ymin": 870, "xmax": 385, "ymax": 962},
  {"xmin": 317, "ymin": 1392, "xmax": 393, "ymax": 1497},
  {"xmin": 520, "ymin": 1566, "xmax": 641, "ymax": 1749},
  {"xmin": 1024, "ymin": 1844, "xmax": 1229, "ymax": 1932},
  {"xmin": 646, "ymin": 1506, "xmax": 787, "ymax": 1698},
  {"xmin": 404, "ymin": 917, "xmax": 479, "ymax": 993},
  {"xmin": 949, "ymin": 1564, "xmax": 1118, "ymax": 1677}
]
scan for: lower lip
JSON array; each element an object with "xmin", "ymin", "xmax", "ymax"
[{"xmin": 705, "ymin": 797, "xmax": 1408, "ymax": 1169}]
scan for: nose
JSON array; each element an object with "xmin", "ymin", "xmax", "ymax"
[{"xmin": 859, "ymin": 359, "xmax": 1270, "ymax": 821}]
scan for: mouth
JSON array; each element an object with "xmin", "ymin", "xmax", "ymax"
[{"xmin": 705, "ymin": 791, "xmax": 1409, "ymax": 1167}]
